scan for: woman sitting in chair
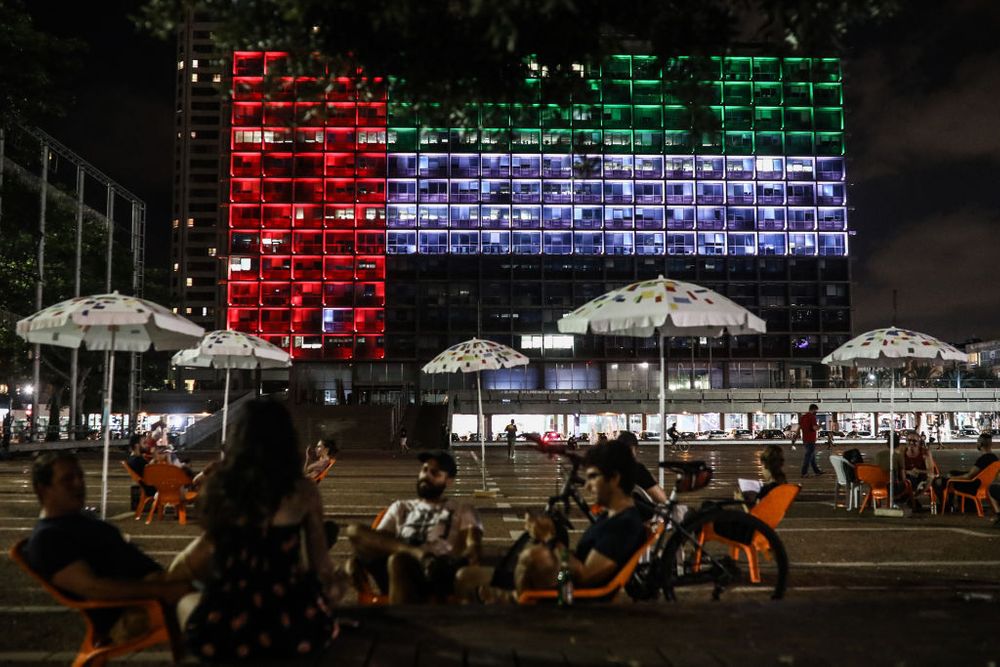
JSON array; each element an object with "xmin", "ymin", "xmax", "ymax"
[
  {"xmin": 170, "ymin": 399, "xmax": 345, "ymax": 662},
  {"xmin": 304, "ymin": 439, "xmax": 337, "ymax": 480},
  {"xmin": 739, "ymin": 445, "xmax": 787, "ymax": 508},
  {"xmin": 903, "ymin": 432, "xmax": 935, "ymax": 492}
]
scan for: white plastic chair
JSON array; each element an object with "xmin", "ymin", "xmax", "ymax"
[{"xmin": 829, "ymin": 455, "xmax": 861, "ymax": 511}]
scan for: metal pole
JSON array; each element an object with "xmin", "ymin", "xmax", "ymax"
[
  {"xmin": 477, "ymin": 371, "xmax": 487, "ymax": 492},
  {"xmin": 689, "ymin": 336, "xmax": 695, "ymax": 389},
  {"xmin": 221, "ymin": 367, "xmax": 231, "ymax": 446},
  {"xmin": 128, "ymin": 201, "xmax": 140, "ymax": 435},
  {"xmin": 102, "ymin": 186, "xmax": 114, "ymax": 439},
  {"xmin": 105, "ymin": 184, "xmax": 114, "ymax": 289},
  {"xmin": 0, "ymin": 126, "xmax": 5, "ymax": 232},
  {"xmin": 31, "ymin": 143, "xmax": 48, "ymax": 440},
  {"xmin": 100, "ymin": 330, "xmax": 116, "ymax": 519},
  {"xmin": 889, "ymin": 368, "xmax": 895, "ymax": 509},
  {"xmin": 70, "ymin": 166, "xmax": 84, "ymax": 440},
  {"xmin": 658, "ymin": 333, "xmax": 666, "ymax": 488}
]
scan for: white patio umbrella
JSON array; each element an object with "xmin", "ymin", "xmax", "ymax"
[
  {"xmin": 15, "ymin": 292, "xmax": 204, "ymax": 518},
  {"xmin": 558, "ymin": 276, "xmax": 766, "ymax": 486},
  {"xmin": 822, "ymin": 327, "xmax": 968, "ymax": 508},
  {"xmin": 421, "ymin": 338, "xmax": 529, "ymax": 491},
  {"xmin": 172, "ymin": 330, "xmax": 291, "ymax": 446}
]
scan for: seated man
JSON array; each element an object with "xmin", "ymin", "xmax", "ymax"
[
  {"xmin": 126, "ymin": 435, "xmax": 156, "ymax": 497},
  {"xmin": 346, "ymin": 450, "xmax": 482, "ymax": 603},
  {"xmin": 516, "ymin": 439, "xmax": 647, "ymax": 593},
  {"xmin": 932, "ymin": 433, "xmax": 998, "ymax": 512},
  {"xmin": 24, "ymin": 452, "xmax": 189, "ymax": 644}
]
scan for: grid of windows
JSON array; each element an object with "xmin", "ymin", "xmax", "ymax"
[{"xmin": 226, "ymin": 52, "xmax": 849, "ymax": 359}]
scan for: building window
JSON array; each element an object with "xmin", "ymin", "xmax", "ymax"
[
  {"xmin": 512, "ymin": 231, "xmax": 541, "ymax": 254},
  {"xmin": 604, "ymin": 232, "xmax": 634, "ymax": 255},
  {"xmin": 482, "ymin": 231, "xmax": 511, "ymax": 254},
  {"xmin": 697, "ymin": 232, "xmax": 726, "ymax": 255},
  {"xmin": 417, "ymin": 230, "xmax": 448, "ymax": 254},
  {"xmin": 573, "ymin": 231, "xmax": 603, "ymax": 255},
  {"xmin": 635, "ymin": 232, "xmax": 664, "ymax": 255},
  {"xmin": 758, "ymin": 232, "xmax": 787, "ymax": 255},
  {"xmin": 818, "ymin": 233, "xmax": 846, "ymax": 256},
  {"xmin": 386, "ymin": 231, "xmax": 417, "ymax": 254},
  {"xmin": 450, "ymin": 231, "xmax": 479, "ymax": 254},
  {"xmin": 543, "ymin": 231, "xmax": 573, "ymax": 254},
  {"xmin": 727, "ymin": 233, "xmax": 756, "ymax": 256},
  {"xmin": 667, "ymin": 233, "xmax": 695, "ymax": 255}
]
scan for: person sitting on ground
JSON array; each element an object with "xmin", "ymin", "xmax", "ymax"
[
  {"xmin": 618, "ymin": 431, "xmax": 667, "ymax": 508},
  {"xmin": 169, "ymin": 399, "xmax": 344, "ymax": 662},
  {"xmin": 304, "ymin": 438, "xmax": 337, "ymax": 480},
  {"xmin": 345, "ymin": 450, "xmax": 482, "ymax": 604},
  {"xmin": 514, "ymin": 439, "xmax": 647, "ymax": 594},
  {"xmin": 875, "ymin": 432, "xmax": 913, "ymax": 507},
  {"xmin": 739, "ymin": 444, "xmax": 787, "ymax": 507},
  {"xmin": 24, "ymin": 452, "xmax": 191, "ymax": 645},
  {"xmin": 931, "ymin": 433, "xmax": 998, "ymax": 514}
]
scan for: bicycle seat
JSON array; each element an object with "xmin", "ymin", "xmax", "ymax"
[{"xmin": 658, "ymin": 460, "xmax": 713, "ymax": 492}]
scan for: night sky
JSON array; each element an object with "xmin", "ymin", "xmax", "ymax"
[{"xmin": 26, "ymin": 0, "xmax": 1000, "ymax": 343}]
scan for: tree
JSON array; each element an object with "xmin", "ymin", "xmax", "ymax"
[
  {"xmin": 0, "ymin": 0, "xmax": 82, "ymax": 126},
  {"xmin": 139, "ymin": 0, "xmax": 897, "ymax": 110}
]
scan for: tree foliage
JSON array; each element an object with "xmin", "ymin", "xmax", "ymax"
[
  {"xmin": 139, "ymin": 0, "xmax": 897, "ymax": 110},
  {"xmin": 0, "ymin": 0, "xmax": 83, "ymax": 125}
]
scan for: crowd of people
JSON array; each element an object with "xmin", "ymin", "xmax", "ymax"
[{"xmin": 21, "ymin": 399, "xmax": 1000, "ymax": 662}]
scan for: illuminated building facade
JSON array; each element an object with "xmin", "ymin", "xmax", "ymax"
[{"xmin": 209, "ymin": 52, "xmax": 852, "ymax": 396}]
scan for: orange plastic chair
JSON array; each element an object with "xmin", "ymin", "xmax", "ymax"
[
  {"xmin": 517, "ymin": 523, "xmax": 664, "ymax": 604},
  {"xmin": 9, "ymin": 539, "xmax": 177, "ymax": 667},
  {"xmin": 312, "ymin": 458, "xmax": 336, "ymax": 484},
  {"xmin": 355, "ymin": 508, "xmax": 389, "ymax": 605},
  {"xmin": 120, "ymin": 461, "xmax": 153, "ymax": 521},
  {"xmin": 696, "ymin": 484, "xmax": 800, "ymax": 583},
  {"xmin": 942, "ymin": 460, "xmax": 1000, "ymax": 517},
  {"xmin": 142, "ymin": 463, "xmax": 197, "ymax": 525},
  {"xmin": 855, "ymin": 464, "xmax": 891, "ymax": 513}
]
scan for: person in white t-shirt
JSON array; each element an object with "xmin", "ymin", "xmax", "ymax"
[{"xmin": 346, "ymin": 450, "xmax": 482, "ymax": 603}]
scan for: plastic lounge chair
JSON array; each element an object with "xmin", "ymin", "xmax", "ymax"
[
  {"xmin": 313, "ymin": 458, "xmax": 336, "ymax": 484},
  {"xmin": 829, "ymin": 455, "xmax": 861, "ymax": 511},
  {"xmin": 696, "ymin": 484, "xmax": 800, "ymax": 583},
  {"xmin": 855, "ymin": 464, "xmax": 889, "ymax": 513},
  {"xmin": 9, "ymin": 538, "xmax": 178, "ymax": 667},
  {"xmin": 120, "ymin": 461, "xmax": 154, "ymax": 521},
  {"xmin": 142, "ymin": 463, "xmax": 197, "ymax": 526},
  {"xmin": 942, "ymin": 460, "xmax": 1000, "ymax": 517},
  {"xmin": 517, "ymin": 523, "xmax": 664, "ymax": 604}
]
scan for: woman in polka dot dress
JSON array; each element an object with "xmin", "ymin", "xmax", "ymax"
[{"xmin": 172, "ymin": 399, "xmax": 343, "ymax": 662}]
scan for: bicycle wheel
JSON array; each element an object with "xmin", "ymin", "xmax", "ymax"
[
  {"xmin": 678, "ymin": 438, "xmax": 691, "ymax": 453},
  {"xmin": 660, "ymin": 508, "xmax": 788, "ymax": 601}
]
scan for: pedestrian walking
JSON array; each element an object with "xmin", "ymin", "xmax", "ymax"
[
  {"xmin": 504, "ymin": 419, "xmax": 518, "ymax": 461},
  {"xmin": 399, "ymin": 427, "xmax": 410, "ymax": 453},
  {"xmin": 790, "ymin": 403, "xmax": 823, "ymax": 477}
]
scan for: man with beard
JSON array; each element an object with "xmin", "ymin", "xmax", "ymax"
[{"xmin": 346, "ymin": 451, "xmax": 482, "ymax": 603}]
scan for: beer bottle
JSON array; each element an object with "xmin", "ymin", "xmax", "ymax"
[{"xmin": 556, "ymin": 546, "xmax": 573, "ymax": 606}]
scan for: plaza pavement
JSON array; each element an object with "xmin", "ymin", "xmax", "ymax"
[{"xmin": 0, "ymin": 443, "xmax": 998, "ymax": 665}]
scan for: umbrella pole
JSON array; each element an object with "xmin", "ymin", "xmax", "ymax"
[
  {"xmin": 100, "ymin": 331, "xmax": 116, "ymax": 520},
  {"xmin": 889, "ymin": 369, "xmax": 895, "ymax": 508},
  {"xmin": 658, "ymin": 333, "xmax": 666, "ymax": 489},
  {"xmin": 477, "ymin": 371, "xmax": 487, "ymax": 492},
  {"xmin": 221, "ymin": 367, "xmax": 231, "ymax": 447}
]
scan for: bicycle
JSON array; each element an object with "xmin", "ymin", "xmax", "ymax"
[
  {"xmin": 667, "ymin": 431, "xmax": 693, "ymax": 454},
  {"xmin": 524, "ymin": 439, "xmax": 789, "ymax": 601}
]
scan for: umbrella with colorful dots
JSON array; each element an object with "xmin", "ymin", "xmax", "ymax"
[
  {"xmin": 558, "ymin": 276, "xmax": 765, "ymax": 486},
  {"xmin": 422, "ymin": 338, "xmax": 529, "ymax": 491}
]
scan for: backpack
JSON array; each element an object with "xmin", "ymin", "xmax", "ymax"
[{"xmin": 842, "ymin": 448, "xmax": 863, "ymax": 465}]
